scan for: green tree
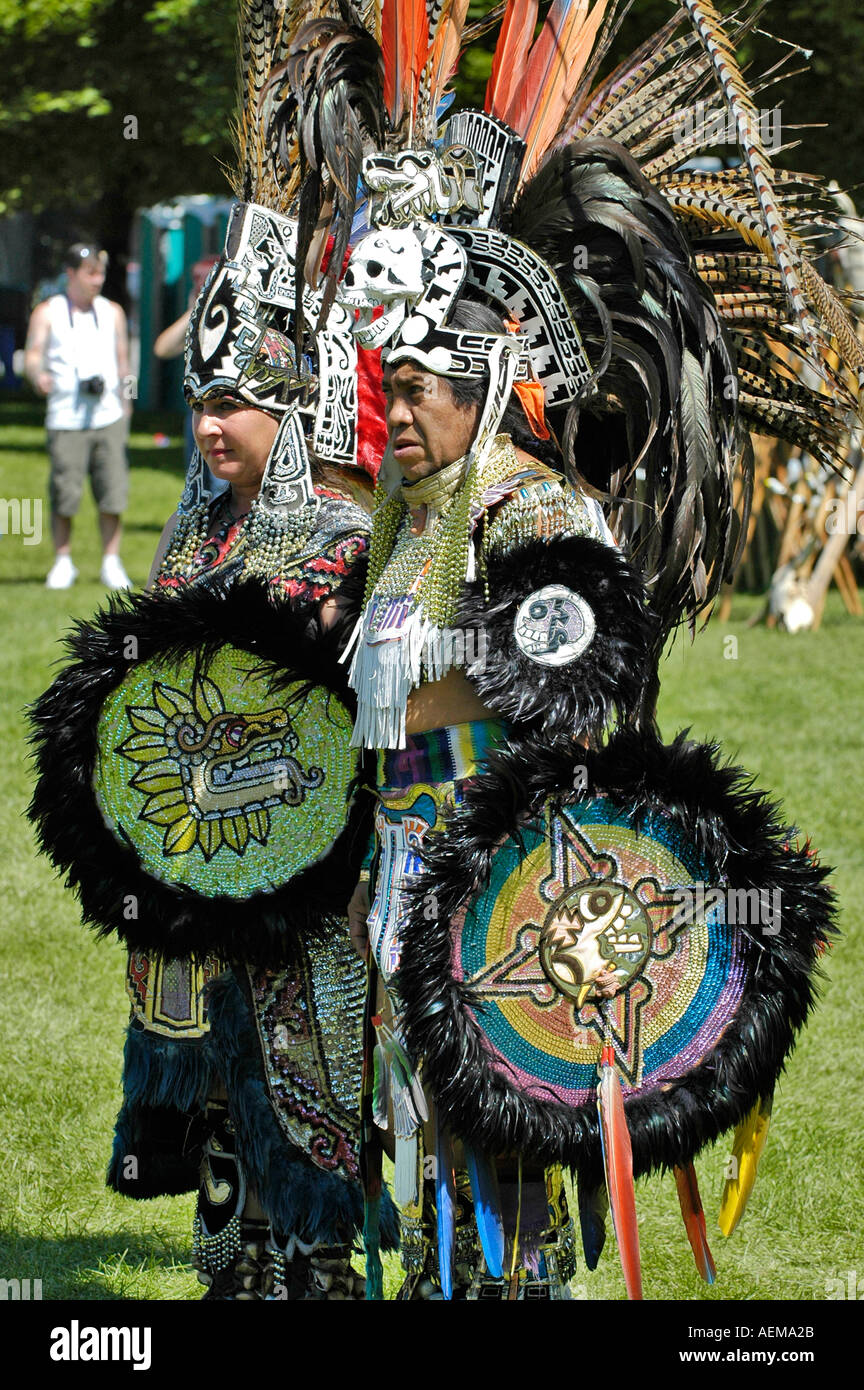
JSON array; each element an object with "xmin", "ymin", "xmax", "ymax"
[{"xmin": 0, "ymin": 0, "xmax": 236, "ymax": 284}]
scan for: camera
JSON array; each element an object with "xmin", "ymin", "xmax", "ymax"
[{"xmin": 79, "ymin": 375, "xmax": 105, "ymax": 398}]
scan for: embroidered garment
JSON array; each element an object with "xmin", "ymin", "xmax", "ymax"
[
  {"xmin": 370, "ymin": 720, "xmax": 506, "ymax": 982},
  {"xmin": 349, "ymin": 442, "xmax": 604, "ymax": 749},
  {"xmin": 158, "ymin": 485, "xmax": 370, "ymax": 602}
]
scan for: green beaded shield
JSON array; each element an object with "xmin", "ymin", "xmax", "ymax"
[{"xmin": 94, "ymin": 644, "xmax": 357, "ymax": 899}]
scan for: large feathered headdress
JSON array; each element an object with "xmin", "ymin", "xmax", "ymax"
[
  {"xmin": 267, "ymin": 0, "xmax": 862, "ymax": 679},
  {"xmin": 180, "ymin": 0, "xmax": 384, "ymax": 530}
]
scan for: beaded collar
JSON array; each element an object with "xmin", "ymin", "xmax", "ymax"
[
  {"xmin": 346, "ymin": 435, "xmax": 526, "ymax": 749},
  {"xmin": 158, "ymin": 483, "xmax": 367, "ymax": 591},
  {"xmin": 398, "ymin": 455, "xmax": 468, "ymax": 512}
]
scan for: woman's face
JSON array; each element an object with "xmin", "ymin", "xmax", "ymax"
[{"xmin": 192, "ymin": 397, "xmax": 278, "ymax": 492}]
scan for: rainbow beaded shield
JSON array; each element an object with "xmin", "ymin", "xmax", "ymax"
[
  {"xmin": 95, "ymin": 644, "xmax": 357, "ymax": 898},
  {"xmin": 397, "ymin": 731, "xmax": 835, "ymax": 1177},
  {"xmin": 454, "ymin": 799, "xmax": 745, "ymax": 1102}
]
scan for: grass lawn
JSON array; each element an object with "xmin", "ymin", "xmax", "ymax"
[{"xmin": 1, "ymin": 398, "xmax": 862, "ymax": 1302}]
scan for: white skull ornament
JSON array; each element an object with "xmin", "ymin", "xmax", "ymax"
[{"xmin": 338, "ymin": 229, "xmax": 426, "ymax": 350}]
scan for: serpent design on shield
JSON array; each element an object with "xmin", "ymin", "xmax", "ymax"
[{"xmin": 110, "ymin": 673, "xmax": 325, "ymax": 862}]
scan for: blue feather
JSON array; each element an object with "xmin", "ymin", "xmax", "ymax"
[
  {"xmin": 434, "ymin": 1113, "xmax": 456, "ymax": 1300},
  {"xmin": 363, "ymin": 1194, "xmax": 383, "ymax": 1301},
  {"xmin": 464, "ymin": 1143, "xmax": 505, "ymax": 1279}
]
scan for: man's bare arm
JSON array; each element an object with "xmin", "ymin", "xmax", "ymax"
[
  {"xmin": 24, "ymin": 302, "xmax": 53, "ymax": 396},
  {"xmin": 113, "ymin": 302, "xmax": 132, "ymax": 418},
  {"xmin": 153, "ymin": 309, "xmax": 192, "ymax": 361}
]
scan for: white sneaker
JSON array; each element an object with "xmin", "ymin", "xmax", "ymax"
[
  {"xmin": 100, "ymin": 555, "xmax": 132, "ymax": 590},
  {"xmin": 45, "ymin": 555, "xmax": 78, "ymax": 589}
]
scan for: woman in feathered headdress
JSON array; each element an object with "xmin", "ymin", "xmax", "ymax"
[{"xmin": 28, "ymin": 0, "xmax": 396, "ymax": 1300}]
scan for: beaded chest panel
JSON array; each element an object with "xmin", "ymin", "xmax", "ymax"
[
  {"xmin": 94, "ymin": 644, "xmax": 357, "ymax": 898},
  {"xmin": 453, "ymin": 800, "xmax": 746, "ymax": 1101}
]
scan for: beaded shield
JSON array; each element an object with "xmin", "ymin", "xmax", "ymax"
[
  {"xmin": 28, "ymin": 580, "xmax": 372, "ymax": 965},
  {"xmin": 454, "ymin": 799, "xmax": 746, "ymax": 1103},
  {"xmin": 397, "ymin": 731, "xmax": 836, "ymax": 1179},
  {"xmin": 95, "ymin": 645, "xmax": 356, "ymax": 899}
]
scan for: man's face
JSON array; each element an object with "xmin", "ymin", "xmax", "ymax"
[
  {"xmin": 382, "ymin": 361, "xmax": 481, "ymax": 482},
  {"xmin": 66, "ymin": 257, "xmax": 106, "ymax": 304}
]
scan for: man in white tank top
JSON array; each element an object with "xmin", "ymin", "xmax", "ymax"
[{"xmin": 25, "ymin": 244, "xmax": 132, "ymax": 590}]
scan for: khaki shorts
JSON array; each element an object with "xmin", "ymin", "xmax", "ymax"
[{"xmin": 47, "ymin": 418, "xmax": 129, "ymax": 517}]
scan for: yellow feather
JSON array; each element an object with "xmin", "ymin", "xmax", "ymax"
[
  {"xmin": 200, "ymin": 820, "xmax": 225, "ymax": 861},
  {"xmin": 718, "ymin": 1096, "xmax": 772, "ymax": 1237},
  {"xmin": 222, "ymin": 815, "xmax": 250, "ymax": 854}
]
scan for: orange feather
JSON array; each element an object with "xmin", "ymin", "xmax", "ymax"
[
  {"xmin": 674, "ymin": 1162, "xmax": 717, "ymax": 1284},
  {"xmin": 381, "ymin": 0, "xmax": 429, "ymax": 127},
  {"xmin": 597, "ymin": 1042, "xmax": 642, "ymax": 1300},
  {"xmin": 485, "ymin": 0, "xmax": 539, "ymax": 123},
  {"xmin": 421, "ymin": 0, "xmax": 470, "ymax": 126},
  {"xmin": 381, "ymin": 0, "xmax": 401, "ymax": 125},
  {"xmin": 403, "ymin": 0, "xmax": 430, "ymax": 127},
  {"xmin": 509, "ymin": 0, "xmax": 609, "ymax": 183}
]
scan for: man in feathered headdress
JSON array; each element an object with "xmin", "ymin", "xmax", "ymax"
[{"xmin": 211, "ymin": 0, "xmax": 856, "ymax": 1300}]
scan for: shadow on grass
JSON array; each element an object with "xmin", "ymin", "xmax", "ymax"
[
  {"xmin": 0, "ymin": 576, "xmax": 58, "ymax": 586},
  {"xmin": 0, "ymin": 441, "xmax": 55, "ymax": 456},
  {"xmin": 0, "ymin": 1232, "xmax": 193, "ymax": 1301}
]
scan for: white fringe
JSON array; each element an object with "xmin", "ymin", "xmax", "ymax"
[
  {"xmin": 348, "ymin": 603, "xmax": 464, "ymax": 749},
  {"xmin": 394, "ymin": 1133, "xmax": 419, "ymax": 1208}
]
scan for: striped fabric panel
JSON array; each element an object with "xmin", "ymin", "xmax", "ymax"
[{"xmin": 377, "ymin": 718, "xmax": 507, "ymax": 791}]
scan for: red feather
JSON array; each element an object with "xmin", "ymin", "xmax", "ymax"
[
  {"xmin": 597, "ymin": 1043, "xmax": 642, "ymax": 1300},
  {"xmin": 486, "ymin": 0, "xmax": 539, "ymax": 121},
  {"xmin": 509, "ymin": 0, "xmax": 609, "ymax": 181},
  {"xmin": 382, "ymin": 0, "xmax": 430, "ymax": 128},
  {"xmin": 404, "ymin": 0, "xmax": 430, "ymax": 125},
  {"xmin": 381, "ymin": 0, "xmax": 428, "ymax": 124},
  {"xmin": 381, "ymin": 0, "xmax": 401, "ymax": 125},
  {"xmin": 355, "ymin": 343, "xmax": 387, "ymax": 480},
  {"xmin": 674, "ymin": 1162, "xmax": 717, "ymax": 1285}
]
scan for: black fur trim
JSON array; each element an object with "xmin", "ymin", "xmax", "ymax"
[
  {"xmin": 108, "ymin": 1101, "xmax": 204, "ymax": 1199},
  {"xmin": 106, "ymin": 1022, "xmax": 215, "ymax": 1197},
  {"xmin": 458, "ymin": 535, "xmax": 652, "ymax": 741},
  {"xmin": 397, "ymin": 729, "xmax": 836, "ymax": 1180},
  {"xmin": 27, "ymin": 579, "xmax": 372, "ymax": 966}
]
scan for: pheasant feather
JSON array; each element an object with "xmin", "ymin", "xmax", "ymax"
[
  {"xmin": 681, "ymin": 0, "xmax": 819, "ymax": 355},
  {"xmin": 564, "ymin": 15, "xmax": 688, "ymax": 141}
]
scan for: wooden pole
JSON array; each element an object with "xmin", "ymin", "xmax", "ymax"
[{"xmin": 807, "ymin": 453, "xmax": 864, "ymax": 629}]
